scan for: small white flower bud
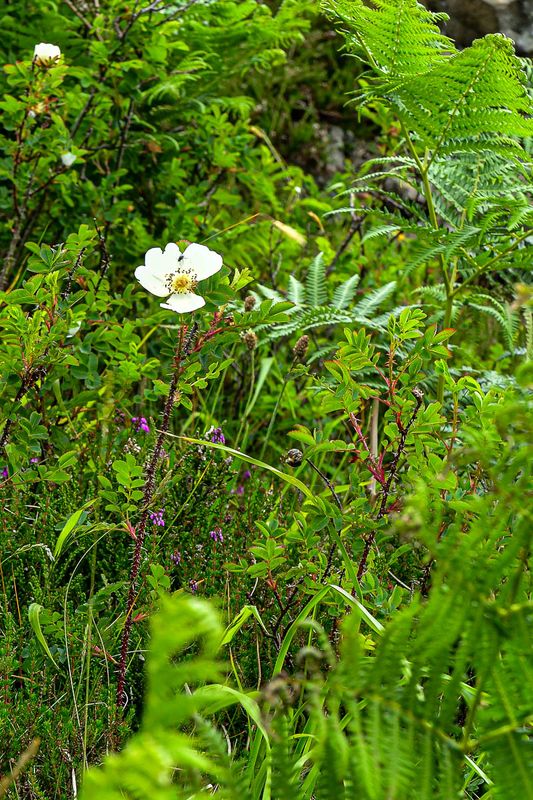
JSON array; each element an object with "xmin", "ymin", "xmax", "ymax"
[
  {"xmin": 33, "ymin": 43, "xmax": 61, "ymax": 67},
  {"xmin": 61, "ymin": 152, "xmax": 76, "ymax": 168}
]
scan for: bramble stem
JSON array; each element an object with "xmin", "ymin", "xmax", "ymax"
[{"xmin": 357, "ymin": 388, "xmax": 424, "ymax": 580}]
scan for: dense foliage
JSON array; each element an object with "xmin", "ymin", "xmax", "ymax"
[{"xmin": 0, "ymin": 1, "xmax": 531, "ymax": 798}]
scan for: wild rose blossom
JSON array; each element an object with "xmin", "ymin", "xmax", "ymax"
[
  {"xmin": 135, "ymin": 242, "xmax": 222, "ymax": 314},
  {"xmin": 34, "ymin": 43, "xmax": 61, "ymax": 66}
]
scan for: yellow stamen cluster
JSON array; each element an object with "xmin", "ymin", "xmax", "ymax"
[{"xmin": 166, "ymin": 270, "xmax": 197, "ymax": 294}]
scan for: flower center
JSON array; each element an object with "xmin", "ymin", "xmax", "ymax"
[{"xmin": 165, "ymin": 268, "xmax": 197, "ymax": 294}]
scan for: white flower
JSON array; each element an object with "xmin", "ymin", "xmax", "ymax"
[
  {"xmin": 33, "ymin": 43, "xmax": 61, "ymax": 66},
  {"xmin": 135, "ymin": 242, "xmax": 222, "ymax": 314},
  {"xmin": 60, "ymin": 152, "xmax": 76, "ymax": 168}
]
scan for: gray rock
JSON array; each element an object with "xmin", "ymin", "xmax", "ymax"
[{"xmin": 425, "ymin": 0, "xmax": 533, "ymax": 55}]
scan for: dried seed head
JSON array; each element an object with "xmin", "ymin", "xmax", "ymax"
[
  {"xmin": 244, "ymin": 295, "xmax": 256, "ymax": 312},
  {"xmin": 293, "ymin": 335, "xmax": 309, "ymax": 362},
  {"xmin": 242, "ymin": 329, "xmax": 258, "ymax": 351},
  {"xmin": 285, "ymin": 448, "xmax": 304, "ymax": 467}
]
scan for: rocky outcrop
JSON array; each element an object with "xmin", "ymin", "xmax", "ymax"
[{"xmin": 426, "ymin": 0, "xmax": 533, "ymax": 55}]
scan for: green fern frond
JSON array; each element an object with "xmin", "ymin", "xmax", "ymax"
[
  {"xmin": 396, "ymin": 35, "xmax": 533, "ymax": 160},
  {"xmin": 308, "ymin": 344, "xmax": 337, "ymax": 364},
  {"xmin": 333, "ymin": 274, "xmax": 360, "ymax": 309},
  {"xmin": 356, "ymin": 209, "xmax": 427, "ymax": 239},
  {"xmin": 403, "ymin": 227, "xmax": 481, "ymax": 275},
  {"xmin": 265, "ymin": 307, "xmax": 353, "ymax": 339},
  {"xmin": 429, "ymin": 152, "xmax": 532, "ymax": 226},
  {"xmin": 467, "ymin": 299, "xmax": 519, "ymax": 352},
  {"xmin": 524, "ymin": 308, "xmax": 533, "ymax": 360},
  {"xmin": 414, "ymin": 284, "xmax": 447, "ymax": 303},
  {"xmin": 305, "ymin": 252, "xmax": 327, "ymax": 306},
  {"xmin": 485, "ymin": 732, "xmax": 533, "ymax": 800},
  {"xmin": 322, "ymin": 0, "xmax": 453, "ymax": 80},
  {"xmin": 143, "ymin": 54, "xmax": 209, "ymax": 104},
  {"xmin": 371, "ymin": 305, "xmax": 411, "ymax": 330},
  {"xmin": 256, "ymin": 284, "xmax": 286, "ymax": 303},
  {"xmin": 270, "ymin": 712, "xmax": 303, "ymax": 800},
  {"xmin": 288, "ymin": 275, "xmax": 305, "ymax": 305},
  {"xmin": 361, "ymin": 222, "xmax": 403, "ymax": 243},
  {"xmin": 327, "ymin": 1, "xmax": 532, "ymax": 239},
  {"xmin": 353, "ymin": 281, "xmax": 397, "ymax": 317}
]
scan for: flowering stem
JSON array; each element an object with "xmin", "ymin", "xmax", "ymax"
[{"xmin": 116, "ymin": 321, "xmax": 198, "ymax": 709}]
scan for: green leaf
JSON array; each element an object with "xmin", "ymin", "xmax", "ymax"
[
  {"xmin": 28, "ymin": 603, "xmax": 59, "ymax": 669},
  {"xmin": 220, "ymin": 605, "xmax": 268, "ymax": 646},
  {"xmin": 173, "ymin": 436, "xmax": 313, "ymax": 498},
  {"xmin": 53, "ymin": 499, "xmax": 97, "ymax": 559},
  {"xmin": 244, "ymin": 357, "xmax": 274, "ymax": 416}
]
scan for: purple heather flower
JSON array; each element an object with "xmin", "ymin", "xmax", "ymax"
[
  {"xmin": 207, "ymin": 426, "xmax": 225, "ymax": 444},
  {"xmin": 209, "ymin": 527, "xmax": 224, "ymax": 543},
  {"xmin": 30, "ymin": 457, "xmax": 39, "ymax": 464},
  {"xmin": 242, "ymin": 469, "xmax": 251, "ymax": 481},
  {"xmin": 231, "ymin": 485, "xmax": 244, "ymax": 496},
  {"xmin": 1, "ymin": 467, "xmax": 8, "ymax": 479},
  {"xmin": 132, "ymin": 416, "xmax": 150, "ymax": 433},
  {"xmin": 170, "ymin": 550, "xmax": 181, "ymax": 566},
  {"xmin": 149, "ymin": 509, "xmax": 165, "ymax": 527},
  {"xmin": 189, "ymin": 579, "xmax": 198, "ymax": 593}
]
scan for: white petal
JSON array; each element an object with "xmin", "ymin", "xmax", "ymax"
[
  {"xmin": 34, "ymin": 43, "xmax": 61, "ymax": 60},
  {"xmin": 163, "ymin": 243, "xmax": 182, "ymax": 260},
  {"xmin": 135, "ymin": 265, "xmax": 169, "ymax": 297},
  {"xmin": 160, "ymin": 292, "xmax": 205, "ymax": 313},
  {"xmin": 182, "ymin": 243, "xmax": 222, "ymax": 282},
  {"xmin": 144, "ymin": 247, "xmax": 170, "ymax": 276}
]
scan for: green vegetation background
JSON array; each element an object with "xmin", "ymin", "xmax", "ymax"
[{"xmin": 0, "ymin": 1, "xmax": 531, "ymax": 798}]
